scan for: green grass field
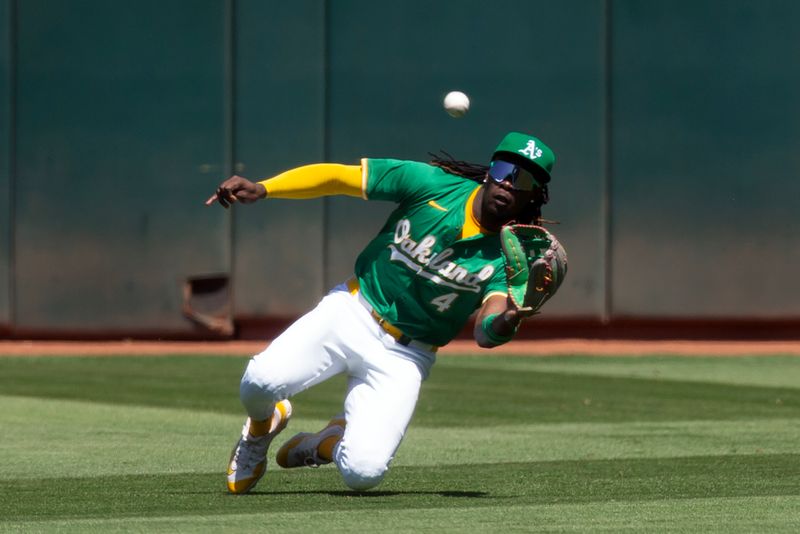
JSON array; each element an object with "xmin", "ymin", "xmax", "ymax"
[{"xmin": 1, "ymin": 353, "xmax": 799, "ymax": 532}]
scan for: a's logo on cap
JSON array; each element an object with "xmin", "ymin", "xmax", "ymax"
[{"xmin": 519, "ymin": 140, "xmax": 543, "ymax": 160}]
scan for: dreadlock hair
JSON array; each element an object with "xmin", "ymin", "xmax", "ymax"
[
  {"xmin": 429, "ymin": 150, "xmax": 550, "ymax": 225},
  {"xmin": 428, "ymin": 150, "xmax": 488, "ymax": 182}
]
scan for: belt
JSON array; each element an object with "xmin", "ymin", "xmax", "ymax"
[{"xmin": 347, "ymin": 278, "xmax": 438, "ymax": 353}]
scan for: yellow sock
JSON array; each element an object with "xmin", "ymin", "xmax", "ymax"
[
  {"xmin": 317, "ymin": 435, "xmax": 341, "ymax": 462},
  {"xmin": 248, "ymin": 417, "xmax": 271, "ymax": 437},
  {"xmin": 249, "ymin": 403, "xmax": 288, "ymax": 437}
]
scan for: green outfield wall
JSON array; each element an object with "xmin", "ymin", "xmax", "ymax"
[
  {"xmin": 611, "ymin": 1, "xmax": 800, "ymax": 317},
  {"xmin": 232, "ymin": 0, "xmax": 327, "ymax": 317},
  {"xmin": 10, "ymin": 0, "xmax": 230, "ymax": 331},
  {"xmin": 1, "ymin": 0, "xmax": 798, "ymax": 337}
]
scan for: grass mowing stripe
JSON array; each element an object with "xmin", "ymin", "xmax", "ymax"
[
  {"xmin": 1, "ymin": 356, "xmax": 798, "ymax": 425},
  {"xmin": 2, "ymin": 454, "xmax": 798, "ymax": 522},
  {"xmin": 4, "ymin": 496, "xmax": 800, "ymax": 534},
  {"xmin": 4, "ymin": 395, "xmax": 799, "ymax": 479},
  {"xmin": 396, "ymin": 417, "xmax": 800, "ymax": 466},
  {"xmin": 416, "ymin": 367, "xmax": 800, "ymax": 426},
  {"xmin": 0, "ymin": 355, "xmax": 249, "ymax": 414},
  {"xmin": 0, "ymin": 394, "xmax": 241, "ymax": 479},
  {"xmin": 438, "ymin": 354, "xmax": 800, "ymax": 389}
]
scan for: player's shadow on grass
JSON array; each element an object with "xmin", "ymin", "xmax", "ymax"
[
  {"xmin": 248, "ymin": 490, "xmax": 488, "ymax": 498},
  {"xmin": 332, "ymin": 490, "xmax": 488, "ymax": 498}
]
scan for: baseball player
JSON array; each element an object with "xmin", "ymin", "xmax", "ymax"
[{"xmin": 206, "ymin": 132, "xmax": 566, "ymax": 493}]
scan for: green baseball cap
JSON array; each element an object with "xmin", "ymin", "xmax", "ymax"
[{"xmin": 492, "ymin": 132, "xmax": 555, "ymax": 184}]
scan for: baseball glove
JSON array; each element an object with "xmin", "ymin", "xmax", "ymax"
[{"xmin": 500, "ymin": 224, "xmax": 568, "ymax": 316}]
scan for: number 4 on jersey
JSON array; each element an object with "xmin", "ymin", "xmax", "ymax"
[{"xmin": 430, "ymin": 292, "xmax": 458, "ymax": 312}]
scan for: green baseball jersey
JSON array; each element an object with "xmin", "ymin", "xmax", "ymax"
[{"xmin": 355, "ymin": 158, "xmax": 508, "ymax": 347}]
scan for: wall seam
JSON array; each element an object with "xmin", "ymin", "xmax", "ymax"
[{"xmin": 602, "ymin": 0, "xmax": 614, "ymax": 324}]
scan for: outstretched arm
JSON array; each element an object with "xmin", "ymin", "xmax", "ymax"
[
  {"xmin": 205, "ymin": 163, "xmax": 363, "ymax": 208},
  {"xmin": 473, "ymin": 293, "xmax": 525, "ymax": 348}
]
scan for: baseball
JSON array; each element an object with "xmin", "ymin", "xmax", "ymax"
[{"xmin": 443, "ymin": 91, "xmax": 470, "ymax": 118}]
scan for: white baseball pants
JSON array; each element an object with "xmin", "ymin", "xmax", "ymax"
[{"xmin": 239, "ymin": 282, "xmax": 435, "ymax": 490}]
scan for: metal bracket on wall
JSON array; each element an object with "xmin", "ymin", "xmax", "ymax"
[{"xmin": 182, "ymin": 274, "xmax": 234, "ymax": 336}]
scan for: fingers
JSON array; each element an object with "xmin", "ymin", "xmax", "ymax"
[
  {"xmin": 205, "ymin": 189, "xmax": 230, "ymax": 209},
  {"xmin": 205, "ymin": 193, "xmax": 221, "ymax": 206},
  {"xmin": 219, "ymin": 186, "xmax": 237, "ymax": 208},
  {"xmin": 205, "ymin": 183, "xmax": 241, "ymax": 209}
]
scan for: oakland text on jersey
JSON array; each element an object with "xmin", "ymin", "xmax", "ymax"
[{"xmin": 390, "ymin": 218, "xmax": 495, "ymax": 293}]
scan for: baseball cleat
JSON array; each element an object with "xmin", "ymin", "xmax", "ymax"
[
  {"xmin": 276, "ymin": 415, "xmax": 346, "ymax": 468},
  {"xmin": 226, "ymin": 399, "xmax": 292, "ymax": 494}
]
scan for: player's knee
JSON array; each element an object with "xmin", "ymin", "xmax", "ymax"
[
  {"xmin": 336, "ymin": 446, "xmax": 390, "ymax": 490},
  {"xmin": 339, "ymin": 458, "xmax": 388, "ymax": 491},
  {"xmin": 239, "ymin": 359, "xmax": 285, "ymax": 406}
]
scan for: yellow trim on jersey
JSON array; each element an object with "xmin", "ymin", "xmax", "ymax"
[
  {"xmin": 259, "ymin": 163, "xmax": 362, "ymax": 199},
  {"xmin": 459, "ymin": 186, "xmax": 487, "ymax": 239},
  {"xmin": 482, "ymin": 290, "xmax": 508, "ymax": 304},
  {"xmin": 360, "ymin": 158, "xmax": 369, "ymax": 199},
  {"xmin": 347, "ymin": 277, "xmax": 360, "ymax": 295}
]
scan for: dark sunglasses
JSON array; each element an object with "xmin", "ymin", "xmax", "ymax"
[{"xmin": 487, "ymin": 160, "xmax": 540, "ymax": 192}]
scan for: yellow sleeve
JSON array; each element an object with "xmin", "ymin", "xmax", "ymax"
[{"xmin": 258, "ymin": 163, "xmax": 364, "ymax": 199}]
